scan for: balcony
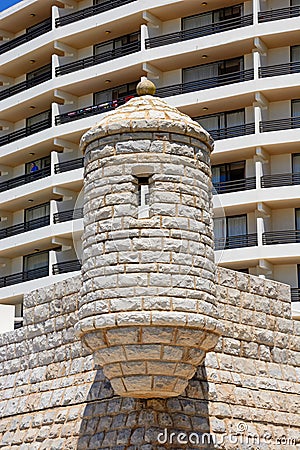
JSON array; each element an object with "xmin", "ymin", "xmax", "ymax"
[
  {"xmin": 53, "ymin": 208, "xmax": 83, "ymax": 223},
  {"xmin": 214, "ymin": 233, "xmax": 258, "ymax": 250},
  {"xmin": 0, "ymin": 266, "xmax": 49, "ymax": 288},
  {"xmin": 0, "ymin": 166, "xmax": 51, "ymax": 193},
  {"xmin": 0, "ymin": 65, "xmax": 52, "ymax": 101},
  {"xmin": 0, "ymin": 18, "xmax": 52, "ymax": 55},
  {"xmin": 258, "ymin": 5, "xmax": 300, "ymax": 23},
  {"xmin": 55, "ymin": 95, "xmax": 133, "ymax": 125},
  {"xmin": 260, "ymin": 116, "xmax": 300, "ymax": 133},
  {"xmin": 261, "ymin": 172, "xmax": 300, "ymax": 188},
  {"xmin": 145, "ymin": 15, "xmax": 253, "ymax": 49},
  {"xmin": 55, "ymin": 41, "xmax": 140, "ymax": 77},
  {"xmin": 54, "ymin": 157, "xmax": 84, "ymax": 173},
  {"xmin": 0, "ymin": 116, "xmax": 51, "ymax": 147},
  {"xmin": 291, "ymin": 288, "xmax": 300, "ymax": 303},
  {"xmin": 259, "ymin": 61, "xmax": 300, "ymax": 78},
  {"xmin": 262, "ymin": 230, "xmax": 300, "ymax": 245},
  {"xmin": 213, "ymin": 177, "xmax": 256, "ymax": 194},
  {"xmin": 0, "ymin": 216, "xmax": 50, "ymax": 240},
  {"xmin": 55, "ymin": 0, "xmax": 136, "ymax": 27},
  {"xmin": 52, "ymin": 259, "xmax": 81, "ymax": 274},
  {"xmin": 209, "ymin": 123, "xmax": 255, "ymax": 140},
  {"xmin": 156, "ymin": 69, "xmax": 254, "ymax": 98}
]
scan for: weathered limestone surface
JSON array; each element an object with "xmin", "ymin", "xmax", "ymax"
[{"xmin": 0, "ymin": 268, "xmax": 299, "ymax": 449}]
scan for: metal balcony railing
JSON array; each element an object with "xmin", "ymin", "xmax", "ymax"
[
  {"xmin": 262, "ymin": 230, "xmax": 300, "ymax": 245},
  {"xmin": 260, "ymin": 116, "xmax": 300, "ymax": 133},
  {"xmin": 213, "ymin": 177, "xmax": 256, "ymax": 194},
  {"xmin": 0, "ymin": 266, "xmax": 49, "ymax": 288},
  {"xmin": 214, "ymin": 233, "xmax": 258, "ymax": 251},
  {"xmin": 0, "ymin": 216, "xmax": 50, "ymax": 240},
  {"xmin": 0, "ymin": 66, "xmax": 51, "ymax": 101},
  {"xmin": 291, "ymin": 288, "xmax": 300, "ymax": 303},
  {"xmin": 0, "ymin": 166, "xmax": 51, "ymax": 193},
  {"xmin": 156, "ymin": 69, "xmax": 254, "ymax": 98},
  {"xmin": 145, "ymin": 14, "xmax": 253, "ymax": 49},
  {"xmin": 53, "ymin": 208, "xmax": 83, "ymax": 223},
  {"xmin": 0, "ymin": 18, "xmax": 52, "ymax": 55},
  {"xmin": 258, "ymin": 5, "xmax": 300, "ymax": 22},
  {"xmin": 55, "ymin": 0, "xmax": 136, "ymax": 27},
  {"xmin": 209, "ymin": 123, "xmax": 255, "ymax": 140},
  {"xmin": 56, "ymin": 41, "xmax": 140, "ymax": 76},
  {"xmin": 0, "ymin": 117, "xmax": 51, "ymax": 147},
  {"xmin": 261, "ymin": 172, "xmax": 300, "ymax": 188},
  {"xmin": 52, "ymin": 259, "xmax": 82, "ymax": 274},
  {"xmin": 55, "ymin": 95, "xmax": 133, "ymax": 125},
  {"xmin": 54, "ymin": 157, "xmax": 84, "ymax": 174},
  {"xmin": 259, "ymin": 61, "xmax": 300, "ymax": 78}
]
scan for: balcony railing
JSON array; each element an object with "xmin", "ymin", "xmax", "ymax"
[
  {"xmin": 54, "ymin": 157, "xmax": 84, "ymax": 173},
  {"xmin": 145, "ymin": 14, "xmax": 253, "ymax": 49},
  {"xmin": 260, "ymin": 116, "xmax": 300, "ymax": 133},
  {"xmin": 0, "ymin": 216, "xmax": 50, "ymax": 240},
  {"xmin": 55, "ymin": 0, "xmax": 136, "ymax": 27},
  {"xmin": 213, "ymin": 177, "xmax": 256, "ymax": 194},
  {"xmin": 259, "ymin": 61, "xmax": 300, "ymax": 78},
  {"xmin": 0, "ymin": 266, "xmax": 49, "ymax": 288},
  {"xmin": 156, "ymin": 69, "xmax": 254, "ymax": 98},
  {"xmin": 0, "ymin": 18, "xmax": 52, "ymax": 55},
  {"xmin": 291, "ymin": 288, "xmax": 300, "ymax": 303},
  {"xmin": 261, "ymin": 172, "xmax": 300, "ymax": 188},
  {"xmin": 52, "ymin": 259, "xmax": 82, "ymax": 274},
  {"xmin": 209, "ymin": 123, "xmax": 255, "ymax": 140},
  {"xmin": 214, "ymin": 233, "xmax": 258, "ymax": 251},
  {"xmin": 55, "ymin": 95, "xmax": 133, "ymax": 125},
  {"xmin": 258, "ymin": 5, "xmax": 300, "ymax": 23},
  {"xmin": 0, "ymin": 166, "xmax": 51, "ymax": 193},
  {"xmin": 262, "ymin": 230, "xmax": 300, "ymax": 245},
  {"xmin": 0, "ymin": 117, "xmax": 51, "ymax": 147},
  {"xmin": 53, "ymin": 208, "xmax": 83, "ymax": 223},
  {"xmin": 56, "ymin": 41, "xmax": 140, "ymax": 76},
  {"xmin": 0, "ymin": 66, "xmax": 52, "ymax": 101}
]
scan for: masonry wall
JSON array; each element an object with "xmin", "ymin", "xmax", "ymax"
[{"xmin": 0, "ymin": 268, "xmax": 299, "ymax": 449}]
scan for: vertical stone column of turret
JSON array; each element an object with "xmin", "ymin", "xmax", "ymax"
[{"xmin": 76, "ymin": 79, "xmax": 222, "ymax": 398}]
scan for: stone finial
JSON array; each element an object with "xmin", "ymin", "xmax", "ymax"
[{"xmin": 136, "ymin": 77, "xmax": 156, "ymax": 96}]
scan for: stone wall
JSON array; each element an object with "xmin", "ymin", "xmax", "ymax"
[{"xmin": 0, "ymin": 268, "xmax": 299, "ymax": 449}]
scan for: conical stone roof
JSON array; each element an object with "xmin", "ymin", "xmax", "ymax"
[{"xmin": 80, "ymin": 84, "xmax": 213, "ymax": 153}]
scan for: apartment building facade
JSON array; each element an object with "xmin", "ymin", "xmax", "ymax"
[{"xmin": 0, "ymin": 0, "xmax": 299, "ymax": 330}]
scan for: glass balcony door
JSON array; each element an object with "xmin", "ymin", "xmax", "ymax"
[
  {"xmin": 183, "ymin": 57, "xmax": 244, "ymax": 84},
  {"xmin": 182, "ymin": 4, "xmax": 243, "ymax": 30},
  {"xmin": 94, "ymin": 81, "xmax": 137, "ymax": 104},
  {"xmin": 24, "ymin": 202, "xmax": 50, "ymax": 225},
  {"xmin": 23, "ymin": 250, "xmax": 49, "ymax": 274}
]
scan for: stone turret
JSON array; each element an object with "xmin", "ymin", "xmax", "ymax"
[{"xmin": 76, "ymin": 79, "xmax": 222, "ymax": 398}]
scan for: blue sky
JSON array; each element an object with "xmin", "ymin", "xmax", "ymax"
[{"xmin": 0, "ymin": 0, "xmax": 22, "ymax": 12}]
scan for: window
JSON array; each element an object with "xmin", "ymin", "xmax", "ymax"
[
  {"xmin": 292, "ymin": 99, "xmax": 300, "ymax": 118},
  {"xmin": 296, "ymin": 209, "xmax": 300, "ymax": 230},
  {"xmin": 214, "ymin": 215, "xmax": 247, "ymax": 248},
  {"xmin": 23, "ymin": 250, "xmax": 49, "ymax": 273},
  {"xmin": 26, "ymin": 110, "xmax": 51, "ymax": 129},
  {"xmin": 25, "ymin": 155, "xmax": 50, "ymax": 174},
  {"xmin": 94, "ymin": 81, "xmax": 137, "ymax": 105},
  {"xmin": 292, "ymin": 154, "xmax": 300, "ymax": 173},
  {"xmin": 291, "ymin": 45, "xmax": 300, "ymax": 62},
  {"xmin": 26, "ymin": 64, "xmax": 51, "ymax": 82},
  {"xmin": 182, "ymin": 4, "xmax": 243, "ymax": 30},
  {"xmin": 212, "ymin": 161, "xmax": 245, "ymax": 185},
  {"xmin": 138, "ymin": 177, "xmax": 150, "ymax": 219},
  {"xmin": 94, "ymin": 31, "xmax": 140, "ymax": 55},
  {"xmin": 183, "ymin": 57, "xmax": 243, "ymax": 84},
  {"xmin": 25, "ymin": 202, "xmax": 50, "ymax": 224},
  {"xmin": 199, "ymin": 109, "xmax": 245, "ymax": 132}
]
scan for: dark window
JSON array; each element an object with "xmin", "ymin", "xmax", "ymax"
[
  {"xmin": 292, "ymin": 99, "xmax": 300, "ymax": 118},
  {"xmin": 26, "ymin": 63, "xmax": 51, "ymax": 81},
  {"xmin": 94, "ymin": 31, "xmax": 140, "ymax": 55},
  {"xmin": 94, "ymin": 81, "xmax": 137, "ymax": 105},
  {"xmin": 26, "ymin": 110, "xmax": 51, "ymax": 128},
  {"xmin": 199, "ymin": 109, "xmax": 245, "ymax": 132},
  {"xmin": 24, "ymin": 202, "xmax": 50, "ymax": 224},
  {"xmin": 183, "ymin": 57, "xmax": 243, "ymax": 83},
  {"xmin": 212, "ymin": 161, "xmax": 245, "ymax": 185},
  {"xmin": 23, "ymin": 250, "xmax": 49, "ymax": 272},
  {"xmin": 292, "ymin": 153, "xmax": 300, "ymax": 173},
  {"xmin": 182, "ymin": 4, "xmax": 243, "ymax": 30},
  {"xmin": 291, "ymin": 45, "xmax": 300, "ymax": 62},
  {"xmin": 295, "ymin": 209, "xmax": 300, "ymax": 230},
  {"xmin": 214, "ymin": 214, "xmax": 247, "ymax": 240},
  {"xmin": 25, "ymin": 155, "xmax": 50, "ymax": 174}
]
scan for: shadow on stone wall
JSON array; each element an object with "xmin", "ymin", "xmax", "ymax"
[{"xmin": 77, "ymin": 364, "xmax": 217, "ymax": 450}]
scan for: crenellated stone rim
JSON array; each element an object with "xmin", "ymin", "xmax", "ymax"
[{"xmin": 80, "ymin": 95, "xmax": 213, "ymax": 154}]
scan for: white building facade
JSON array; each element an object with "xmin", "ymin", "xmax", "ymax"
[{"xmin": 0, "ymin": 0, "xmax": 299, "ymax": 330}]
